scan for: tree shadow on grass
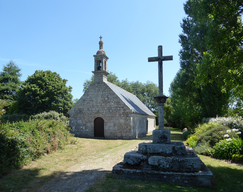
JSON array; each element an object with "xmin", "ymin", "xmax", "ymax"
[
  {"xmin": 0, "ymin": 167, "xmax": 110, "ymax": 192},
  {"xmin": 0, "ymin": 167, "xmax": 60, "ymax": 192},
  {"xmin": 203, "ymin": 164, "xmax": 243, "ymax": 192}
]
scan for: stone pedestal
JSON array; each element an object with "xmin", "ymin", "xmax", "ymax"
[
  {"xmin": 112, "ymin": 130, "xmax": 213, "ymax": 186},
  {"xmin": 153, "ymin": 129, "xmax": 171, "ymax": 144}
]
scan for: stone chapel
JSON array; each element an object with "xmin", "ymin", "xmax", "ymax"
[{"xmin": 68, "ymin": 37, "xmax": 156, "ymax": 139}]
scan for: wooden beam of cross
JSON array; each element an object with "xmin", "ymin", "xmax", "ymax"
[{"xmin": 148, "ymin": 45, "xmax": 173, "ymax": 96}]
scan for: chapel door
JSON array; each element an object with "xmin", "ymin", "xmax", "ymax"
[{"xmin": 94, "ymin": 117, "xmax": 104, "ymax": 137}]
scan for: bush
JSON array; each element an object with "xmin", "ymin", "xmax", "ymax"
[
  {"xmin": 194, "ymin": 122, "xmax": 221, "ymax": 136},
  {"xmin": 186, "ymin": 135, "xmax": 198, "ymax": 148},
  {"xmin": 0, "ymin": 113, "xmax": 30, "ymax": 123},
  {"xmin": 197, "ymin": 125, "xmax": 231, "ymax": 147},
  {"xmin": 186, "ymin": 122, "xmax": 241, "ymax": 157},
  {"xmin": 194, "ymin": 142, "xmax": 213, "ymax": 156},
  {"xmin": 207, "ymin": 116, "xmax": 243, "ymax": 139},
  {"xmin": 232, "ymin": 154, "xmax": 243, "ymax": 163},
  {"xmin": 0, "ymin": 118, "xmax": 73, "ymax": 176},
  {"xmin": 186, "ymin": 122, "xmax": 220, "ymax": 148},
  {"xmin": 31, "ymin": 111, "xmax": 69, "ymax": 124},
  {"xmin": 213, "ymin": 138, "xmax": 243, "ymax": 160},
  {"xmin": 0, "ymin": 111, "xmax": 69, "ymax": 124}
]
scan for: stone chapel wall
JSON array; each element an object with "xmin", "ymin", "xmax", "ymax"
[
  {"xmin": 69, "ymin": 82, "xmax": 134, "ymax": 139},
  {"xmin": 131, "ymin": 114, "xmax": 155, "ymax": 138}
]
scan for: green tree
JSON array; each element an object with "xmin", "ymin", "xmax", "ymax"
[
  {"xmin": 0, "ymin": 61, "xmax": 21, "ymax": 101},
  {"xmin": 194, "ymin": 0, "xmax": 243, "ymax": 91},
  {"xmin": 169, "ymin": 0, "xmax": 233, "ymax": 129},
  {"xmin": 16, "ymin": 70, "xmax": 73, "ymax": 115},
  {"xmin": 0, "ymin": 100, "xmax": 9, "ymax": 116}
]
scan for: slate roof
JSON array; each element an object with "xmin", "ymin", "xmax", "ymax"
[{"xmin": 106, "ymin": 82, "xmax": 156, "ymax": 117}]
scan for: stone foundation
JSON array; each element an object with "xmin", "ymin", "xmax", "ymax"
[
  {"xmin": 113, "ymin": 160, "xmax": 213, "ymax": 186},
  {"xmin": 112, "ymin": 128, "xmax": 213, "ymax": 186}
]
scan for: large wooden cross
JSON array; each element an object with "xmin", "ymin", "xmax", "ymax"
[
  {"xmin": 148, "ymin": 45, "xmax": 173, "ymax": 96},
  {"xmin": 148, "ymin": 45, "xmax": 173, "ymax": 130}
]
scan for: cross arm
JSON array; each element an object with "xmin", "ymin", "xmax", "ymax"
[
  {"xmin": 148, "ymin": 56, "xmax": 173, "ymax": 62},
  {"xmin": 148, "ymin": 57, "xmax": 159, "ymax": 62}
]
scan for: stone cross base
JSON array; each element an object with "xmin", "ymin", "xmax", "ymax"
[{"xmin": 153, "ymin": 129, "xmax": 171, "ymax": 144}]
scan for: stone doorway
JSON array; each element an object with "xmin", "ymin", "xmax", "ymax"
[{"xmin": 94, "ymin": 117, "xmax": 104, "ymax": 137}]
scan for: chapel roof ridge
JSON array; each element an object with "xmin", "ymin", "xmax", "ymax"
[{"xmin": 106, "ymin": 81, "xmax": 137, "ymax": 97}]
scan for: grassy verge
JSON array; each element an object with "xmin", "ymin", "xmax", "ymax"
[
  {"xmin": 87, "ymin": 128, "xmax": 243, "ymax": 192},
  {"xmin": 0, "ymin": 127, "xmax": 243, "ymax": 192},
  {"xmin": 0, "ymin": 134, "xmax": 149, "ymax": 192}
]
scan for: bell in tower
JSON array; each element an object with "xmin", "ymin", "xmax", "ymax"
[
  {"xmin": 93, "ymin": 36, "xmax": 109, "ymax": 83},
  {"xmin": 94, "ymin": 36, "xmax": 109, "ymax": 72}
]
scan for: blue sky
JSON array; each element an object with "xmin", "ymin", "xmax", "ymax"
[{"xmin": 0, "ymin": 0, "xmax": 187, "ymax": 100}]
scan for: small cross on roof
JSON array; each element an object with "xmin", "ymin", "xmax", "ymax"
[{"xmin": 99, "ymin": 35, "xmax": 103, "ymax": 41}]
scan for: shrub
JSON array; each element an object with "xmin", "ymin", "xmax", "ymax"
[
  {"xmin": 194, "ymin": 122, "xmax": 221, "ymax": 136},
  {"xmin": 31, "ymin": 111, "xmax": 69, "ymax": 124},
  {"xmin": 0, "ymin": 111, "xmax": 69, "ymax": 124},
  {"xmin": 0, "ymin": 113, "xmax": 30, "ymax": 123},
  {"xmin": 186, "ymin": 122, "xmax": 220, "ymax": 148},
  {"xmin": 232, "ymin": 154, "xmax": 243, "ymax": 163},
  {"xmin": 0, "ymin": 118, "xmax": 74, "ymax": 176},
  {"xmin": 186, "ymin": 135, "xmax": 198, "ymax": 148},
  {"xmin": 207, "ymin": 116, "xmax": 243, "ymax": 139},
  {"xmin": 212, "ymin": 138, "xmax": 243, "ymax": 160},
  {"xmin": 197, "ymin": 125, "xmax": 231, "ymax": 147},
  {"xmin": 194, "ymin": 142, "xmax": 213, "ymax": 156}
]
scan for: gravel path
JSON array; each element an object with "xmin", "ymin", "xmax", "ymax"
[{"xmin": 37, "ymin": 139, "xmax": 148, "ymax": 192}]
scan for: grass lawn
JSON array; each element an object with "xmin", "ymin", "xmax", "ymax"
[
  {"xmin": 87, "ymin": 127, "xmax": 243, "ymax": 192},
  {"xmin": 0, "ymin": 127, "xmax": 243, "ymax": 192}
]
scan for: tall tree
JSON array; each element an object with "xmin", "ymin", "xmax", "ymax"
[
  {"xmin": 195, "ymin": 0, "xmax": 243, "ymax": 91},
  {"xmin": 16, "ymin": 70, "xmax": 73, "ymax": 115},
  {"xmin": 0, "ymin": 61, "xmax": 21, "ymax": 101},
  {"xmin": 169, "ymin": 0, "xmax": 234, "ymax": 129}
]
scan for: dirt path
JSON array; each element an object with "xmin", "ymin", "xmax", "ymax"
[{"xmin": 37, "ymin": 137, "xmax": 151, "ymax": 192}]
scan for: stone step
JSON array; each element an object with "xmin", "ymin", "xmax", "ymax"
[
  {"xmin": 148, "ymin": 155, "xmax": 201, "ymax": 172},
  {"xmin": 138, "ymin": 142, "xmax": 187, "ymax": 156},
  {"xmin": 113, "ymin": 160, "xmax": 213, "ymax": 186},
  {"xmin": 123, "ymin": 149, "xmax": 201, "ymax": 172}
]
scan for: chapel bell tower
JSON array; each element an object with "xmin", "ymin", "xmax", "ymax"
[{"xmin": 93, "ymin": 36, "xmax": 109, "ymax": 83}]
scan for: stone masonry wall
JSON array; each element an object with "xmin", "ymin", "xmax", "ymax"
[
  {"xmin": 131, "ymin": 114, "xmax": 155, "ymax": 138},
  {"xmin": 69, "ymin": 81, "xmax": 134, "ymax": 139},
  {"xmin": 147, "ymin": 116, "xmax": 156, "ymax": 134}
]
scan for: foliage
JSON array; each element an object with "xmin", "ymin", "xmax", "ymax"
[
  {"xmin": 186, "ymin": 135, "xmax": 198, "ymax": 148},
  {"xmin": 83, "ymin": 72, "xmax": 159, "ymax": 113},
  {"xmin": 168, "ymin": 0, "xmax": 243, "ymax": 129},
  {"xmin": 0, "ymin": 110, "xmax": 69, "ymax": 124},
  {"xmin": 194, "ymin": 0, "xmax": 243, "ymax": 94},
  {"xmin": 0, "ymin": 61, "xmax": 21, "ymax": 101},
  {"xmin": 0, "ymin": 113, "xmax": 30, "ymax": 123},
  {"xmin": 205, "ymin": 116, "xmax": 243, "ymax": 139},
  {"xmin": 232, "ymin": 154, "xmax": 243, "ymax": 162},
  {"xmin": 213, "ymin": 138, "xmax": 243, "ymax": 160},
  {"xmin": 193, "ymin": 122, "xmax": 220, "ymax": 136},
  {"xmin": 187, "ymin": 119, "xmax": 242, "ymax": 160},
  {"xmin": 0, "ymin": 100, "xmax": 9, "ymax": 116},
  {"xmin": 0, "ymin": 118, "xmax": 74, "ymax": 176},
  {"xmin": 194, "ymin": 142, "xmax": 213, "ymax": 156},
  {"xmin": 197, "ymin": 125, "xmax": 233, "ymax": 147},
  {"xmin": 32, "ymin": 110, "xmax": 69, "ymax": 123},
  {"xmin": 16, "ymin": 70, "xmax": 73, "ymax": 115}
]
